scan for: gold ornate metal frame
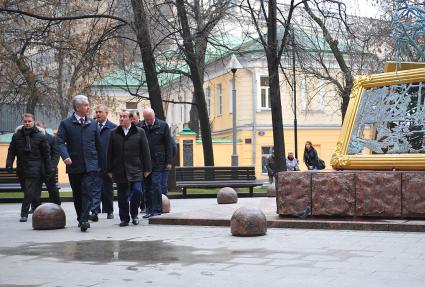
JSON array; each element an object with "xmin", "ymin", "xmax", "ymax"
[{"xmin": 331, "ymin": 67, "xmax": 425, "ymax": 170}]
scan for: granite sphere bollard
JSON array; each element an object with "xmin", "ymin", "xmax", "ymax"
[
  {"xmin": 32, "ymin": 203, "xmax": 66, "ymax": 230},
  {"xmin": 230, "ymin": 206, "xmax": 267, "ymax": 236},
  {"xmin": 217, "ymin": 187, "xmax": 238, "ymax": 204},
  {"xmin": 162, "ymin": 194, "xmax": 171, "ymax": 213},
  {"xmin": 266, "ymin": 184, "xmax": 276, "ymax": 197}
]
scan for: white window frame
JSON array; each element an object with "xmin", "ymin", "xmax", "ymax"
[
  {"xmin": 216, "ymin": 84, "xmax": 222, "ymax": 116},
  {"xmin": 257, "ymin": 74, "xmax": 271, "ymax": 111}
]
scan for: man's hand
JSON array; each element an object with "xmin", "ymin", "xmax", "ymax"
[
  {"xmin": 107, "ymin": 172, "xmax": 113, "ymax": 179},
  {"xmin": 64, "ymin": 158, "xmax": 72, "ymax": 165},
  {"xmin": 165, "ymin": 164, "xmax": 172, "ymax": 170},
  {"xmin": 144, "ymin": 171, "xmax": 151, "ymax": 178}
]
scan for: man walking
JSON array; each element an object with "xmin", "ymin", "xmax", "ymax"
[
  {"xmin": 35, "ymin": 121, "xmax": 61, "ymax": 206},
  {"xmin": 6, "ymin": 114, "xmax": 52, "ymax": 222},
  {"xmin": 89, "ymin": 105, "xmax": 117, "ymax": 221},
  {"xmin": 140, "ymin": 108, "xmax": 172, "ymax": 218},
  {"xmin": 56, "ymin": 95, "xmax": 101, "ymax": 232},
  {"xmin": 107, "ymin": 111, "xmax": 151, "ymax": 227}
]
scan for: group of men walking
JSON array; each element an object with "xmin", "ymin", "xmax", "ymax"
[{"xmin": 6, "ymin": 95, "xmax": 174, "ymax": 232}]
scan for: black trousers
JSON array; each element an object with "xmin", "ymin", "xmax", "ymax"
[
  {"xmin": 21, "ymin": 178, "xmax": 41, "ymax": 217},
  {"xmin": 100, "ymin": 174, "xmax": 114, "ymax": 213},
  {"xmin": 117, "ymin": 181, "xmax": 141, "ymax": 222},
  {"xmin": 68, "ymin": 172, "xmax": 96, "ymax": 223}
]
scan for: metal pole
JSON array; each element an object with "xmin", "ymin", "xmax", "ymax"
[
  {"xmin": 231, "ymin": 69, "xmax": 238, "ymax": 166},
  {"xmin": 292, "ymin": 30, "xmax": 298, "ymax": 160}
]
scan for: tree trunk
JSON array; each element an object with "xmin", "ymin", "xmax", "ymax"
[
  {"xmin": 267, "ymin": 0, "xmax": 286, "ymax": 172},
  {"xmin": 176, "ymin": 0, "xmax": 214, "ymax": 166},
  {"xmin": 131, "ymin": 0, "xmax": 165, "ymax": 120},
  {"xmin": 188, "ymin": 95, "xmax": 200, "ymax": 134}
]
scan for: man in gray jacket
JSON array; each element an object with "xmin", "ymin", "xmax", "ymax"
[{"xmin": 107, "ymin": 111, "xmax": 152, "ymax": 226}]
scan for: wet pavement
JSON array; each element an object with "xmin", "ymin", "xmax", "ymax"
[{"xmin": 1, "ymin": 199, "xmax": 425, "ymax": 286}]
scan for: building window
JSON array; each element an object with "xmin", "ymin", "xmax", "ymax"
[
  {"xmin": 205, "ymin": 86, "xmax": 211, "ymax": 117},
  {"xmin": 259, "ymin": 76, "xmax": 271, "ymax": 109},
  {"xmin": 300, "ymin": 75, "xmax": 326, "ymax": 112},
  {"xmin": 126, "ymin": 102, "xmax": 138, "ymax": 110},
  {"xmin": 261, "ymin": 146, "xmax": 273, "ymax": 174},
  {"xmin": 216, "ymin": 84, "xmax": 222, "ymax": 116}
]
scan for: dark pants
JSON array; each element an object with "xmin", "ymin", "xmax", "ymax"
[
  {"xmin": 68, "ymin": 172, "xmax": 96, "ymax": 223},
  {"xmin": 21, "ymin": 178, "xmax": 41, "ymax": 217},
  {"xmin": 92, "ymin": 173, "xmax": 114, "ymax": 214},
  {"xmin": 117, "ymin": 181, "xmax": 141, "ymax": 222},
  {"xmin": 144, "ymin": 171, "xmax": 163, "ymax": 215},
  {"xmin": 160, "ymin": 170, "xmax": 170, "ymax": 195},
  {"xmin": 43, "ymin": 172, "xmax": 61, "ymax": 205}
]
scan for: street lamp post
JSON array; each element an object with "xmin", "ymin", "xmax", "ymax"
[{"xmin": 227, "ymin": 54, "xmax": 243, "ymax": 166}]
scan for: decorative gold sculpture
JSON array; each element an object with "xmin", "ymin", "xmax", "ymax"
[{"xmin": 331, "ymin": 67, "xmax": 425, "ymax": 170}]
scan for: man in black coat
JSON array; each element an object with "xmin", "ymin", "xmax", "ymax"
[
  {"xmin": 107, "ymin": 111, "xmax": 152, "ymax": 226},
  {"xmin": 89, "ymin": 105, "xmax": 117, "ymax": 221},
  {"xmin": 140, "ymin": 108, "xmax": 173, "ymax": 218},
  {"xmin": 35, "ymin": 121, "xmax": 61, "ymax": 205},
  {"xmin": 6, "ymin": 113, "xmax": 52, "ymax": 222},
  {"xmin": 56, "ymin": 95, "xmax": 101, "ymax": 232}
]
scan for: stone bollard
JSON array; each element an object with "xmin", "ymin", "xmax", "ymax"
[
  {"xmin": 162, "ymin": 194, "xmax": 171, "ymax": 213},
  {"xmin": 230, "ymin": 206, "xmax": 267, "ymax": 236},
  {"xmin": 32, "ymin": 203, "xmax": 66, "ymax": 230},
  {"xmin": 266, "ymin": 184, "xmax": 276, "ymax": 197},
  {"xmin": 217, "ymin": 187, "xmax": 238, "ymax": 204}
]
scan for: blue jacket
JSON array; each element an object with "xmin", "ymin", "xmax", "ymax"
[
  {"xmin": 56, "ymin": 113, "xmax": 101, "ymax": 174},
  {"xmin": 98, "ymin": 119, "xmax": 117, "ymax": 173}
]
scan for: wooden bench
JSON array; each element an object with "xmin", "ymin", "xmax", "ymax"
[
  {"xmin": 175, "ymin": 166, "xmax": 262, "ymax": 197},
  {"xmin": 0, "ymin": 168, "xmax": 59, "ymax": 193}
]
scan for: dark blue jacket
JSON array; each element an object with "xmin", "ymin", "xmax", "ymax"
[
  {"xmin": 140, "ymin": 118, "xmax": 173, "ymax": 168},
  {"xmin": 56, "ymin": 113, "xmax": 101, "ymax": 174},
  {"xmin": 98, "ymin": 119, "xmax": 117, "ymax": 173}
]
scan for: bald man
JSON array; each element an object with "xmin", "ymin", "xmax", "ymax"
[{"xmin": 140, "ymin": 108, "xmax": 173, "ymax": 218}]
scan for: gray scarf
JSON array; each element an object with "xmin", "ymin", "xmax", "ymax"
[{"xmin": 23, "ymin": 128, "xmax": 33, "ymax": 152}]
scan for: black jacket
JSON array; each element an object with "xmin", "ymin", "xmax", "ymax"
[
  {"xmin": 107, "ymin": 124, "xmax": 152, "ymax": 183},
  {"xmin": 140, "ymin": 118, "xmax": 173, "ymax": 168},
  {"xmin": 6, "ymin": 126, "xmax": 52, "ymax": 179},
  {"xmin": 303, "ymin": 148, "xmax": 319, "ymax": 169},
  {"xmin": 56, "ymin": 113, "xmax": 101, "ymax": 174}
]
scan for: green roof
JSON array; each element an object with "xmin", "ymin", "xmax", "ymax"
[
  {"xmin": 93, "ymin": 27, "xmax": 351, "ymax": 89},
  {"xmin": 177, "ymin": 127, "xmax": 197, "ymax": 135}
]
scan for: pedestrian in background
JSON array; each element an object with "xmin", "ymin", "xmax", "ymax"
[
  {"xmin": 89, "ymin": 105, "xmax": 117, "ymax": 221},
  {"xmin": 286, "ymin": 152, "xmax": 300, "ymax": 171},
  {"xmin": 35, "ymin": 121, "xmax": 61, "ymax": 206},
  {"xmin": 303, "ymin": 141, "xmax": 325, "ymax": 170},
  {"xmin": 140, "ymin": 108, "xmax": 172, "ymax": 218}
]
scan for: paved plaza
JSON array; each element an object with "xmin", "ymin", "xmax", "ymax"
[{"xmin": 0, "ymin": 198, "xmax": 425, "ymax": 287}]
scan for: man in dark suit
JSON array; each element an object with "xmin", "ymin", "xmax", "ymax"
[
  {"xmin": 140, "ymin": 108, "xmax": 173, "ymax": 218},
  {"xmin": 35, "ymin": 121, "xmax": 61, "ymax": 205},
  {"xmin": 6, "ymin": 113, "xmax": 52, "ymax": 222},
  {"xmin": 56, "ymin": 95, "xmax": 101, "ymax": 232},
  {"xmin": 107, "ymin": 111, "xmax": 151, "ymax": 226},
  {"xmin": 89, "ymin": 105, "xmax": 117, "ymax": 221}
]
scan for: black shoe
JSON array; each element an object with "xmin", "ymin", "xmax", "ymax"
[
  {"xmin": 19, "ymin": 216, "xmax": 28, "ymax": 222},
  {"xmin": 132, "ymin": 217, "xmax": 139, "ymax": 225},
  {"xmin": 107, "ymin": 213, "xmax": 114, "ymax": 219},
  {"xmin": 80, "ymin": 222, "xmax": 90, "ymax": 232},
  {"xmin": 142, "ymin": 214, "xmax": 152, "ymax": 219},
  {"xmin": 88, "ymin": 213, "xmax": 98, "ymax": 222},
  {"xmin": 119, "ymin": 221, "xmax": 129, "ymax": 227}
]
